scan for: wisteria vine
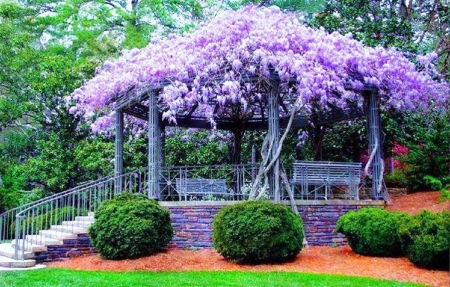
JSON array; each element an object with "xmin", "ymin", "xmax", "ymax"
[{"xmin": 67, "ymin": 5, "xmax": 449, "ymax": 134}]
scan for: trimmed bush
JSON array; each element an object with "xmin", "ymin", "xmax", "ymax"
[
  {"xmin": 399, "ymin": 210, "xmax": 450, "ymax": 270},
  {"xmin": 212, "ymin": 200, "xmax": 304, "ymax": 263},
  {"xmin": 89, "ymin": 193, "xmax": 173, "ymax": 260},
  {"xmin": 336, "ymin": 207, "xmax": 408, "ymax": 257}
]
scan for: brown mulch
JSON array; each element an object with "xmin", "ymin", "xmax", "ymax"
[
  {"xmin": 48, "ymin": 191, "xmax": 450, "ymax": 287},
  {"xmin": 386, "ymin": 191, "xmax": 449, "ymax": 214}
]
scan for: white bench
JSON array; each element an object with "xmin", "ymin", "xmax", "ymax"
[
  {"xmin": 175, "ymin": 178, "xmax": 230, "ymax": 200},
  {"xmin": 291, "ymin": 161, "xmax": 361, "ymax": 200}
]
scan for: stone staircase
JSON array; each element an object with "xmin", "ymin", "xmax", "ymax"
[{"xmin": 0, "ymin": 213, "xmax": 95, "ymax": 269}]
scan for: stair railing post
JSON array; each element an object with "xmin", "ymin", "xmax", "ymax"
[{"xmin": 14, "ymin": 215, "xmax": 23, "ymax": 260}]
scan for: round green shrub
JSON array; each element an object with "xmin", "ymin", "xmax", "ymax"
[
  {"xmin": 89, "ymin": 193, "xmax": 173, "ymax": 260},
  {"xmin": 212, "ymin": 200, "xmax": 304, "ymax": 263},
  {"xmin": 336, "ymin": 207, "xmax": 408, "ymax": 257},
  {"xmin": 399, "ymin": 210, "xmax": 450, "ymax": 270}
]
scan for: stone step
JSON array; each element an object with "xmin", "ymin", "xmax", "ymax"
[
  {"xmin": 10, "ymin": 240, "xmax": 47, "ymax": 253},
  {"xmin": 25, "ymin": 235, "xmax": 61, "ymax": 246},
  {"xmin": 0, "ymin": 255, "xmax": 36, "ymax": 268},
  {"xmin": 39, "ymin": 230, "xmax": 77, "ymax": 240},
  {"xmin": 75, "ymin": 215, "xmax": 95, "ymax": 222},
  {"xmin": 50, "ymin": 225, "xmax": 88, "ymax": 235},
  {"xmin": 0, "ymin": 243, "xmax": 34, "ymax": 260},
  {"xmin": 11, "ymin": 240, "xmax": 47, "ymax": 254},
  {"xmin": 62, "ymin": 221, "xmax": 94, "ymax": 228}
]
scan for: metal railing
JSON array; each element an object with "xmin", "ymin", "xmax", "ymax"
[
  {"xmin": 1, "ymin": 163, "xmax": 370, "ymax": 260},
  {"xmin": 0, "ymin": 175, "xmax": 115, "ymax": 244},
  {"xmin": 3, "ymin": 168, "xmax": 150, "ymax": 260}
]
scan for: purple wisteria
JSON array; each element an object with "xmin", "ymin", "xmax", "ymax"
[{"xmin": 67, "ymin": 5, "xmax": 450, "ymax": 134}]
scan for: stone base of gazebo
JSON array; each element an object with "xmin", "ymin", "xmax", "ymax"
[{"xmin": 160, "ymin": 200, "xmax": 385, "ymax": 248}]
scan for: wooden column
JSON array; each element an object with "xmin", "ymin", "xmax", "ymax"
[
  {"xmin": 268, "ymin": 82, "xmax": 281, "ymax": 202},
  {"xmin": 366, "ymin": 89, "xmax": 384, "ymax": 200},
  {"xmin": 148, "ymin": 91, "xmax": 161, "ymax": 199},
  {"xmin": 114, "ymin": 109, "xmax": 124, "ymax": 194}
]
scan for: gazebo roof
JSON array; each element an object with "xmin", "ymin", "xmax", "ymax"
[
  {"xmin": 67, "ymin": 6, "xmax": 449, "ymax": 134},
  {"xmin": 114, "ymin": 69, "xmax": 365, "ymax": 130}
]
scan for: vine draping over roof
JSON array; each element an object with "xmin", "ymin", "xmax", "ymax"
[{"xmin": 67, "ymin": 5, "xmax": 449, "ymax": 134}]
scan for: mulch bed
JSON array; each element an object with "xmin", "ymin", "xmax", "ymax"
[{"xmin": 47, "ymin": 191, "xmax": 450, "ymax": 287}]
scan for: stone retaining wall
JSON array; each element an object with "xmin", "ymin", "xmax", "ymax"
[
  {"xmin": 34, "ymin": 200, "xmax": 384, "ymax": 262},
  {"xmin": 34, "ymin": 234, "xmax": 95, "ymax": 262},
  {"xmin": 160, "ymin": 200, "xmax": 384, "ymax": 249}
]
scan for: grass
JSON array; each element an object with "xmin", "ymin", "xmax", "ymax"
[{"xmin": 0, "ymin": 269, "xmax": 426, "ymax": 287}]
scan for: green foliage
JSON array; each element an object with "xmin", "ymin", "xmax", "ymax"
[
  {"xmin": 385, "ymin": 170, "xmax": 408, "ymax": 188},
  {"xmin": 212, "ymin": 200, "xmax": 304, "ymax": 263},
  {"xmin": 23, "ymin": 133, "xmax": 77, "ymax": 193},
  {"xmin": 74, "ymin": 137, "xmax": 114, "ymax": 181},
  {"xmin": 230, "ymin": 0, "xmax": 325, "ymax": 14},
  {"xmin": 438, "ymin": 187, "xmax": 450, "ymax": 202},
  {"xmin": 312, "ymin": 0, "xmax": 415, "ymax": 51},
  {"xmin": 336, "ymin": 208, "xmax": 408, "ymax": 257},
  {"xmin": 399, "ymin": 210, "xmax": 450, "ymax": 270},
  {"xmin": 165, "ymin": 129, "xmax": 230, "ymax": 166},
  {"xmin": 89, "ymin": 193, "xmax": 173, "ymax": 260},
  {"xmin": 312, "ymin": 0, "xmax": 449, "ymax": 79},
  {"xmin": 423, "ymin": 175, "xmax": 450, "ymax": 201},
  {"xmin": 400, "ymin": 111, "xmax": 450, "ymax": 191}
]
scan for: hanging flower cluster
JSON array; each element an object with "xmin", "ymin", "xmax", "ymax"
[{"xmin": 67, "ymin": 5, "xmax": 449, "ymax": 134}]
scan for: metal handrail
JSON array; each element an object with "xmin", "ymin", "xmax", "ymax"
[
  {"xmin": 11, "ymin": 168, "xmax": 150, "ymax": 260},
  {"xmin": 0, "ymin": 175, "xmax": 117, "ymax": 244}
]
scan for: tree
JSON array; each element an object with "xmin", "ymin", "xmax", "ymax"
[
  {"xmin": 313, "ymin": 0, "xmax": 449, "ymax": 80},
  {"xmin": 398, "ymin": 110, "xmax": 450, "ymax": 191},
  {"xmin": 1, "ymin": 0, "xmax": 221, "ymax": 208}
]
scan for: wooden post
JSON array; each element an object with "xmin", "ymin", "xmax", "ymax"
[
  {"xmin": 365, "ymin": 89, "xmax": 384, "ymax": 200},
  {"xmin": 268, "ymin": 81, "xmax": 281, "ymax": 202},
  {"xmin": 114, "ymin": 109, "xmax": 124, "ymax": 194},
  {"xmin": 148, "ymin": 91, "xmax": 161, "ymax": 199}
]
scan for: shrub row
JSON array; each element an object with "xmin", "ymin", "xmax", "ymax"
[
  {"xmin": 337, "ymin": 207, "xmax": 449, "ymax": 270},
  {"xmin": 89, "ymin": 196, "xmax": 304, "ymax": 264}
]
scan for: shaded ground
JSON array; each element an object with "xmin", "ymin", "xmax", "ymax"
[{"xmin": 48, "ymin": 191, "xmax": 450, "ymax": 287}]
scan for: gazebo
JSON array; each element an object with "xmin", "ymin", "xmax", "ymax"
[
  {"xmin": 68, "ymin": 6, "xmax": 449, "ymax": 202},
  {"xmin": 3, "ymin": 7, "xmax": 450, "ymax": 262}
]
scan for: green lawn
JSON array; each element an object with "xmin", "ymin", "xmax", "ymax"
[{"xmin": 0, "ymin": 269, "xmax": 425, "ymax": 287}]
